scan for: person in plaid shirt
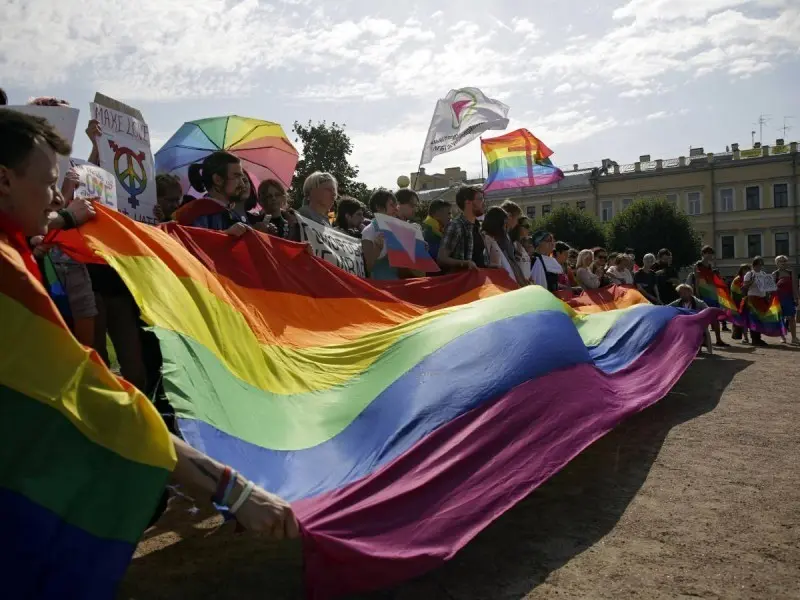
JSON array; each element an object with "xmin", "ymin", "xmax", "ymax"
[{"xmin": 437, "ymin": 185, "xmax": 485, "ymax": 272}]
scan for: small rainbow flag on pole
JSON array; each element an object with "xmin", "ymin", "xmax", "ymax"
[
  {"xmin": 744, "ymin": 294, "xmax": 786, "ymax": 337},
  {"xmin": 695, "ymin": 265, "xmax": 738, "ymax": 318},
  {"xmin": 481, "ymin": 129, "xmax": 564, "ymax": 192}
]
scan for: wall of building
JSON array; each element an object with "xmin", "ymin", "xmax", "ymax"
[{"xmin": 596, "ymin": 147, "xmax": 799, "ymax": 275}]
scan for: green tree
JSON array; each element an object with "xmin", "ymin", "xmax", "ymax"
[
  {"xmin": 607, "ymin": 200, "xmax": 702, "ymax": 269},
  {"xmin": 531, "ymin": 206, "xmax": 607, "ymax": 250},
  {"xmin": 289, "ymin": 120, "xmax": 370, "ymax": 207}
]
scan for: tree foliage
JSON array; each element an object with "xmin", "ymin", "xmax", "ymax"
[
  {"xmin": 531, "ymin": 206, "xmax": 607, "ymax": 251},
  {"xmin": 607, "ymin": 200, "xmax": 702, "ymax": 269},
  {"xmin": 289, "ymin": 120, "xmax": 370, "ymax": 207}
]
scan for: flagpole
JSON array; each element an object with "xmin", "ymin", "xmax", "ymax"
[
  {"xmin": 414, "ymin": 101, "xmax": 440, "ymax": 192},
  {"xmin": 479, "ymin": 138, "xmax": 485, "ymax": 182}
]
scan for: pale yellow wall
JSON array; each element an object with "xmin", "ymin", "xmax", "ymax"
[{"xmin": 596, "ymin": 151, "xmax": 799, "ymax": 274}]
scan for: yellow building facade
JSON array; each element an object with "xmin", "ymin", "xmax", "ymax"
[
  {"xmin": 595, "ymin": 143, "xmax": 798, "ymax": 275},
  {"xmin": 406, "ymin": 144, "xmax": 798, "ymax": 275}
]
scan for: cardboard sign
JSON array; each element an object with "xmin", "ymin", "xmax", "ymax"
[
  {"xmin": 89, "ymin": 99, "xmax": 157, "ymax": 225},
  {"xmin": 72, "ymin": 163, "xmax": 117, "ymax": 210},
  {"xmin": 298, "ymin": 214, "xmax": 365, "ymax": 277},
  {"xmin": 6, "ymin": 104, "xmax": 79, "ymax": 187}
]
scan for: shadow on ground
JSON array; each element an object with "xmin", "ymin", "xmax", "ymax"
[{"xmin": 119, "ymin": 356, "xmax": 751, "ymax": 600}]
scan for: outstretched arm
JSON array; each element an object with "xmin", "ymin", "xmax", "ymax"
[{"xmin": 170, "ymin": 435, "xmax": 299, "ymax": 539}]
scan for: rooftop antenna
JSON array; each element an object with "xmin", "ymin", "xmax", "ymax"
[
  {"xmin": 751, "ymin": 130, "xmax": 756, "ymax": 146},
  {"xmin": 779, "ymin": 116, "xmax": 793, "ymax": 139},
  {"xmin": 754, "ymin": 114, "xmax": 770, "ymax": 144}
]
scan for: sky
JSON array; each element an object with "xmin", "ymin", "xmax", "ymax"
[{"xmin": 2, "ymin": 0, "xmax": 799, "ymax": 188}]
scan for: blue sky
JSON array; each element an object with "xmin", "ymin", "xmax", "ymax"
[{"xmin": 2, "ymin": 0, "xmax": 798, "ymax": 187}]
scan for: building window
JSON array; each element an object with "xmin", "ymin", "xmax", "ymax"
[
  {"xmin": 622, "ymin": 198, "xmax": 633, "ymax": 210},
  {"xmin": 719, "ymin": 188, "xmax": 734, "ymax": 212},
  {"xmin": 773, "ymin": 183, "xmax": 789, "ymax": 208},
  {"xmin": 666, "ymin": 193, "xmax": 678, "ymax": 207},
  {"xmin": 746, "ymin": 186, "xmax": 760, "ymax": 210},
  {"xmin": 720, "ymin": 235, "xmax": 735, "ymax": 259},
  {"xmin": 577, "ymin": 200, "xmax": 586, "ymax": 211},
  {"xmin": 747, "ymin": 233, "xmax": 762, "ymax": 258},
  {"xmin": 526, "ymin": 205, "xmax": 536, "ymax": 219},
  {"xmin": 687, "ymin": 191, "xmax": 701, "ymax": 215},
  {"xmin": 542, "ymin": 204, "xmax": 551, "ymax": 217},
  {"xmin": 601, "ymin": 201, "xmax": 613, "ymax": 222},
  {"xmin": 775, "ymin": 232, "xmax": 790, "ymax": 256}
]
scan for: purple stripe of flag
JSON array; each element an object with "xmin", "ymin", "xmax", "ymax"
[{"xmin": 294, "ymin": 310, "xmax": 719, "ymax": 599}]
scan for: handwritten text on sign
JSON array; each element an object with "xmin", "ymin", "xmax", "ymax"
[
  {"xmin": 72, "ymin": 164, "xmax": 117, "ymax": 210},
  {"xmin": 89, "ymin": 102, "xmax": 157, "ymax": 225},
  {"xmin": 298, "ymin": 215, "xmax": 365, "ymax": 277}
]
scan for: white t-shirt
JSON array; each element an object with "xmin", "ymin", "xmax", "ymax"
[
  {"xmin": 361, "ymin": 221, "xmax": 386, "ymax": 259},
  {"xmin": 743, "ymin": 270, "xmax": 775, "ymax": 297},
  {"xmin": 514, "ymin": 241, "xmax": 532, "ymax": 280}
]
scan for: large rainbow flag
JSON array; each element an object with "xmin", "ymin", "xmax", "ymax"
[
  {"xmin": 0, "ymin": 229, "xmax": 176, "ymax": 598},
  {"xmin": 481, "ymin": 128, "xmax": 564, "ymax": 192},
  {"xmin": 10, "ymin": 206, "xmax": 719, "ymax": 598}
]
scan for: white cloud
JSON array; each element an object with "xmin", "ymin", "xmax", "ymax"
[
  {"xmin": 619, "ymin": 88, "xmax": 653, "ymax": 98},
  {"xmin": 431, "ymin": 10, "xmax": 443, "ymax": 19},
  {"xmin": 646, "ymin": 111, "xmax": 668, "ymax": 121},
  {"xmin": 511, "ymin": 17, "xmax": 541, "ymax": 40},
  {"xmin": 553, "ymin": 83, "xmax": 573, "ymax": 95}
]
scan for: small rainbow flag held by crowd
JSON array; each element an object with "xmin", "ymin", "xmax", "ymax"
[
  {"xmin": 695, "ymin": 265, "xmax": 738, "ymax": 318},
  {"xmin": 35, "ymin": 205, "xmax": 720, "ymax": 599},
  {"xmin": 373, "ymin": 213, "xmax": 440, "ymax": 273},
  {"xmin": 744, "ymin": 294, "xmax": 786, "ymax": 337},
  {"xmin": 481, "ymin": 128, "xmax": 565, "ymax": 192}
]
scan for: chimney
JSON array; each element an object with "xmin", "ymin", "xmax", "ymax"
[
  {"xmin": 573, "ymin": 163, "xmax": 579, "ymax": 171},
  {"xmin": 776, "ymin": 138, "xmax": 785, "ymax": 146},
  {"xmin": 731, "ymin": 142, "xmax": 739, "ymax": 152},
  {"xmin": 639, "ymin": 154, "xmax": 651, "ymax": 162}
]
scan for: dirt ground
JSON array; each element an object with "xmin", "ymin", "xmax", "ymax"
[{"xmin": 120, "ymin": 331, "xmax": 800, "ymax": 600}]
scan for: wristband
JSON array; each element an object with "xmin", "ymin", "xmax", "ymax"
[
  {"xmin": 212, "ymin": 466, "xmax": 232, "ymax": 504},
  {"xmin": 220, "ymin": 469, "xmax": 238, "ymax": 507},
  {"xmin": 57, "ymin": 209, "xmax": 78, "ymax": 230},
  {"xmin": 229, "ymin": 480, "xmax": 255, "ymax": 515}
]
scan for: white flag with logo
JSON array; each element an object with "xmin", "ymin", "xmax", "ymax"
[{"xmin": 419, "ymin": 88, "xmax": 510, "ymax": 165}]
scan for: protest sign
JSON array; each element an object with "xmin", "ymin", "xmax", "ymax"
[
  {"xmin": 89, "ymin": 99, "xmax": 157, "ymax": 225},
  {"xmin": 298, "ymin": 214, "xmax": 365, "ymax": 277},
  {"xmin": 7, "ymin": 105, "xmax": 79, "ymax": 187},
  {"xmin": 72, "ymin": 163, "xmax": 117, "ymax": 210}
]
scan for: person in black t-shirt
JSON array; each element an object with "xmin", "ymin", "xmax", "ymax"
[
  {"xmin": 654, "ymin": 248, "xmax": 680, "ymax": 304},
  {"xmin": 634, "ymin": 253, "xmax": 661, "ymax": 303}
]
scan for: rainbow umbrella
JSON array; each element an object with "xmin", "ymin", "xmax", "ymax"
[{"xmin": 154, "ymin": 115, "xmax": 298, "ymax": 194}]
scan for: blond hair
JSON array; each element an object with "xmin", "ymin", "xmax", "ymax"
[
  {"xmin": 303, "ymin": 171, "xmax": 337, "ymax": 200},
  {"xmin": 576, "ymin": 249, "xmax": 594, "ymax": 269}
]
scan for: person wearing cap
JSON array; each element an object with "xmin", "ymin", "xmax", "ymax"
[{"xmin": 530, "ymin": 230, "xmax": 560, "ymax": 292}]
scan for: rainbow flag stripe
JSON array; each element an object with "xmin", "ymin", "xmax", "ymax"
[
  {"xmin": 481, "ymin": 128, "xmax": 564, "ymax": 192},
  {"xmin": 695, "ymin": 265, "xmax": 738, "ymax": 317},
  {"xmin": 48, "ymin": 206, "xmax": 718, "ymax": 598},
  {"xmin": 0, "ymin": 233, "xmax": 176, "ymax": 599},
  {"xmin": 744, "ymin": 294, "xmax": 786, "ymax": 337}
]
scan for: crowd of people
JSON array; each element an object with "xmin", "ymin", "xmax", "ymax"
[{"xmin": 2, "ymin": 90, "xmax": 799, "ymax": 547}]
